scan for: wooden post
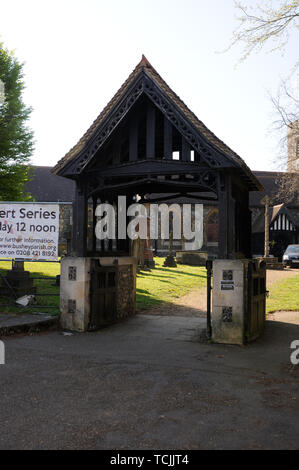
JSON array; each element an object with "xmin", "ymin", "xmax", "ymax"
[
  {"xmin": 163, "ymin": 213, "xmax": 177, "ymax": 267},
  {"xmin": 218, "ymin": 173, "xmax": 235, "ymax": 259},
  {"xmin": 243, "ymin": 189, "xmax": 252, "ymax": 259},
  {"xmin": 92, "ymin": 196, "xmax": 97, "ymax": 253},
  {"xmin": 236, "ymin": 190, "xmax": 252, "ymax": 258},
  {"xmin": 261, "ymin": 195, "xmax": 272, "ymax": 258},
  {"xmin": 265, "ymin": 198, "xmax": 269, "ymax": 258},
  {"xmin": 146, "ymin": 101, "xmax": 155, "ymax": 159},
  {"xmin": 129, "ymin": 116, "xmax": 138, "ymax": 161},
  {"xmin": 181, "ymin": 137, "xmax": 190, "ymax": 161},
  {"xmin": 12, "ymin": 260, "xmax": 24, "ymax": 271},
  {"xmin": 181, "ymin": 210, "xmax": 185, "ymax": 250},
  {"xmin": 72, "ymin": 182, "xmax": 87, "ymax": 257},
  {"xmin": 113, "ymin": 129, "xmax": 121, "ymax": 165},
  {"xmin": 244, "ymin": 207, "xmax": 252, "ymax": 258},
  {"xmin": 164, "ymin": 117, "xmax": 172, "ymax": 160},
  {"xmin": 169, "ymin": 224, "xmax": 173, "ymax": 257}
]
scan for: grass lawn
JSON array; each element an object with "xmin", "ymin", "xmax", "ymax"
[
  {"xmin": 0, "ymin": 258, "xmax": 297, "ymax": 316},
  {"xmin": 137, "ymin": 257, "xmax": 206, "ymax": 310},
  {"xmin": 0, "ymin": 257, "xmax": 207, "ymax": 316},
  {"xmin": 266, "ymin": 274, "xmax": 299, "ymax": 314},
  {"xmin": 0, "ymin": 260, "xmax": 60, "ymax": 315}
]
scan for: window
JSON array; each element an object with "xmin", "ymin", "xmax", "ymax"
[{"xmin": 272, "ymin": 213, "xmax": 295, "ymax": 231}]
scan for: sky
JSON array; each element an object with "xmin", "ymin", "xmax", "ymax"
[{"xmin": 0, "ymin": 0, "xmax": 298, "ymax": 172}]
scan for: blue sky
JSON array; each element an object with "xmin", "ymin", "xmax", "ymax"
[{"xmin": 0, "ymin": 0, "xmax": 297, "ymax": 171}]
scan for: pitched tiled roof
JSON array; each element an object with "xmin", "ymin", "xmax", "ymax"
[
  {"xmin": 252, "ymin": 202, "xmax": 298, "ymax": 233},
  {"xmin": 52, "ymin": 56, "xmax": 262, "ymax": 190},
  {"xmin": 250, "ymin": 171, "xmax": 299, "ymax": 206},
  {"xmin": 25, "ymin": 166, "xmax": 75, "ymax": 202},
  {"xmin": 52, "ymin": 57, "xmax": 150, "ymax": 174}
]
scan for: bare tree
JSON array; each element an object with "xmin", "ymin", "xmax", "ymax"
[
  {"xmin": 270, "ymin": 80, "xmax": 299, "ymax": 203},
  {"xmin": 228, "ymin": 1, "xmax": 299, "ymax": 62},
  {"xmin": 275, "ymin": 171, "xmax": 299, "ymax": 203},
  {"xmin": 227, "ymin": 1, "xmax": 299, "ymax": 203}
]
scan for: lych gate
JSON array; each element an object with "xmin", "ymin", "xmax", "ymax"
[{"xmin": 53, "ymin": 56, "xmax": 265, "ymax": 344}]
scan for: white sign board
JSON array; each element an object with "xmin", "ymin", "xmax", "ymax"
[{"xmin": 0, "ymin": 203, "xmax": 59, "ymax": 260}]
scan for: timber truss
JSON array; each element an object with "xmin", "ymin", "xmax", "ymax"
[
  {"xmin": 60, "ymin": 70, "xmax": 237, "ymax": 178},
  {"xmin": 54, "ymin": 57, "xmax": 262, "ymax": 259}
]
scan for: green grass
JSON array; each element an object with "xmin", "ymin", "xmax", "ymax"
[
  {"xmin": 136, "ymin": 257, "xmax": 206, "ymax": 310},
  {"xmin": 0, "ymin": 257, "xmax": 296, "ymax": 317},
  {"xmin": 0, "ymin": 260, "xmax": 60, "ymax": 315},
  {"xmin": 266, "ymin": 275, "xmax": 299, "ymax": 314},
  {"xmin": 0, "ymin": 257, "xmax": 207, "ymax": 316}
]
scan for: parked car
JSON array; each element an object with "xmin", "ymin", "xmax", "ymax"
[{"xmin": 282, "ymin": 244, "xmax": 299, "ymax": 268}]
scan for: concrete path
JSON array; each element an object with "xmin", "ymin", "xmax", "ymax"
[
  {"xmin": 139, "ymin": 267, "xmax": 299, "ymax": 318},
  {"xmin": 0, "ymin": 312, "xmax": 298, "ymax": 449},
  {"xmin": 266, "ymin": 267, "xmax": 299, "ymax": 286},
  {"xmin": 0, "ymin": 313, "xmax": 58, "ymax": 336}
]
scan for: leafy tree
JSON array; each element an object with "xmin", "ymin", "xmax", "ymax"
[{"xmin": 0, "ymin": 41, "xmax": 34, "ymax": 201}]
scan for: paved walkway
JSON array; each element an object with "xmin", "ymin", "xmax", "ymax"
[
  {"xmin": 0, "ymin": 267, "xmax": 298, "ymax": 449},
  {"xmin": 266, "ymin": 267, "xmax": 299, "ymax": 286},
  {"xmin": 140, "ymin": 267, "xmax": 299, "ymax": 318},
  {"xmin": 0, "ymin": 313, "xmax": 58, "ymax": 336},
  {"xmin": 0, "ymin": 312, "xmax": 298, "ymax": 449}
]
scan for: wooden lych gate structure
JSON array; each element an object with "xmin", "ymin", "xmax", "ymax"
[
  {"xmin": 53, "ymin": 56, "xmax": 262, "ymax": 259},
  {"xmin": 54, "ymin": 57, "xmax": 267, "ymax": 341}
]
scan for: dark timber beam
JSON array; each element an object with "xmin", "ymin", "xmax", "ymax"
[
  {"xmin": 88, "ymin": 177, "xmax": 216, "ymax": 195},
  {"xmin": 218, "ymin": 173, "xmax": 236, "ymax": 259},
  {"xmin": 246, "ymin": 208, "xmax": 252, "ymax": 258},
  {"xmin": 164, "ymin": 117, "xmax": 172, "ymax": 160},
  {"xmin": 92, "ymin": 196, "xmax": 97, "ymax": 252},
  {"xmin": 129, "ymin": 115, "xmax": 138, "ymax": 161},
  {"xmin": 231, "ymin": 179, "xmax": 252, "ymax": 258},
  {"xmin": 181, "ymin": 137, "xmax": 190, "ymax": 162},
  {"xmin": 240, "ymin": 193, "xmax": 252, "ymax": 258},
  {"xmin": 146, "ymin": 101, "xmax": 155, "ymax": 159},
  {"xmin": 90, "ymin": 160, "xmax": 212, "ymax": 178},
  {"xmin": 72, "ymin": 182, "xmax": 87, "ymax": 257},
  {"xmin": 113, "ymin": 129, "xmax": 121, "ymax": 165}
]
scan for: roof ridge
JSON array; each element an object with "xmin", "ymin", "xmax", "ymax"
[
  {"xmin": 52, "ymin": 58, "xmax": 150, "ymax": 173},
  {"xmin": 139, "ymin": 54, "xmax": 153, "ymax": 68},
  {"xmin": 253, "ymin": 170, "xmax": 284, "ymax": 175},
  {"xmin": 52, "ymin": 57, "xmax": 262, "ymax": 190},
  {"xmin": 143, "ymin": 65, "xmax": 262, "ymax": 188}
]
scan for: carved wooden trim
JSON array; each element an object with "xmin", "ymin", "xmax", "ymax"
[
  {"xmin": 63, "ymin": 72, "xmax": 234, "ymax": 176},
  {"xmin": 66, "ymin": 78, "xmax": 144, "ymax": 174},
  {"xmin": 142, "ymin": 75, "xmax": 229, "ymax": 168}
]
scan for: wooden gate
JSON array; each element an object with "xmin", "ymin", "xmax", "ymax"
[
  {"xmin": 246, "ymin": 260, "xmax": 267, "ymax": 342},
  {"xmin": 89, "ymin": 261, "xmax": 117, "ymax": 330}
]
